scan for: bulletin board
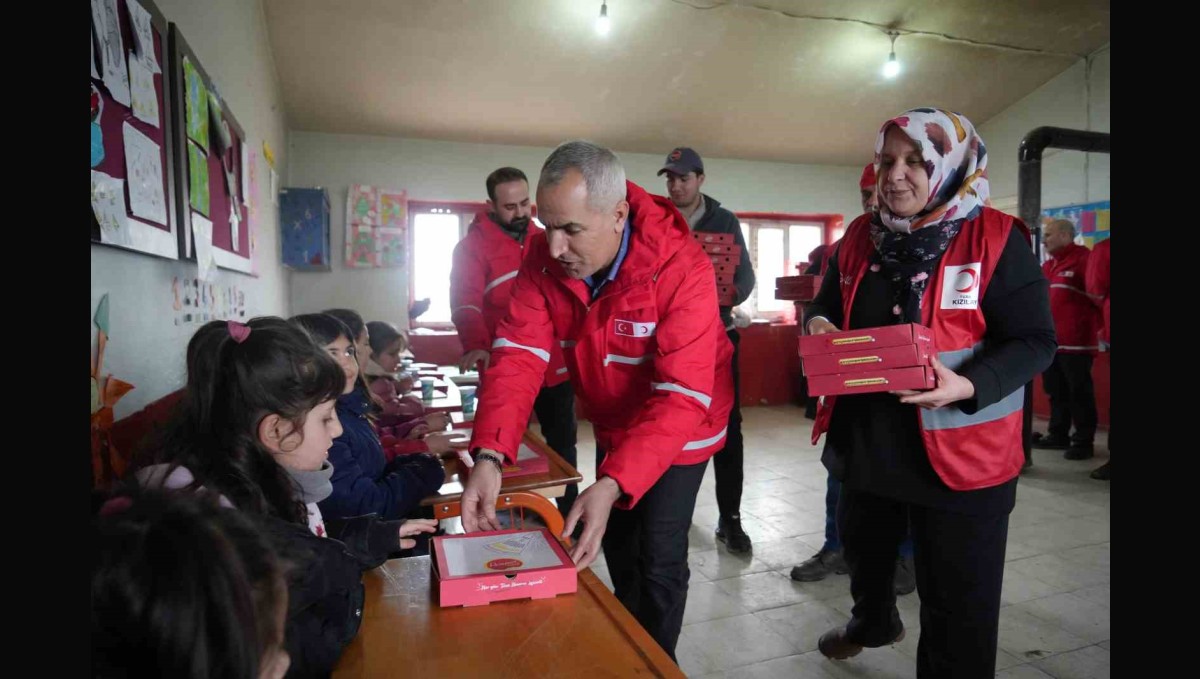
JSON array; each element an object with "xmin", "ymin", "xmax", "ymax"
[
  {"xmin": 89, "ymin": 0, "xmax": 179, "ymax": 261},
  {"xmin": 168, "ymin": 26, "xmax": 254, "ymax": 275}
]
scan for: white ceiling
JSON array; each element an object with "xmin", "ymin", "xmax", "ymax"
[{"xmin": 263, "ymin": 0, "xmax": 1110, "ymax": 165}]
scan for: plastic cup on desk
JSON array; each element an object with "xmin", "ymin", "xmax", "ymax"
[
  {"xmin": 459, "ymin": 386, "xmax": 476, "ymax": 418},
  {"xmin": 420, "ymin": 377, "xmax": 436, "ymax": 402}
]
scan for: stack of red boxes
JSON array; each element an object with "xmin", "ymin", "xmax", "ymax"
[
  {"xmin": 692, "ymin": 231, "xmax": 740, "ymax": 306},
  {"xmin": 799, "ymin": 323, "xmax": 937, "ymax": 396},
  {"xmin": 775, "ymin": 275, "xmax": 823, "ymax": 302}
]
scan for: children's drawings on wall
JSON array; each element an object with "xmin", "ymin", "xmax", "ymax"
[
  {"xmin": 92, "ymin": 0, "xmax": 131, "ymax": 107},
  {"xmin": 174, "ymin": 277, "xmax": 247, "ymax": 326},
  {"xmin": 123, "ymin": 122, "xmax": 167, "ymax": 226}
]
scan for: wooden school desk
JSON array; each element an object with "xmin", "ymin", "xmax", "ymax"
[{"xmin": 332, "ymin": 555, "xmax": 684, "ymax": 678}]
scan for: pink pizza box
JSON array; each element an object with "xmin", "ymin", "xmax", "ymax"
[
  {"xmin": 431, "ymin": 528, "xmax": 577, "ymax": 607},
  {"xmin": 802, "ymin": 338, "xmax": 934, "ymax": 377},
  {"xmin": 806, "ymin": 365, "xmax": 936, "ymax": 397},
  {"xmin": 701, "ymin": 242, "xmax": 742, "ymax": 257},
  {"xmin": 691, "ymin": 231, "xmax": 734, "ymax": 245},
  {"xmin": 798, "ymin": 323, "xmax": 933, "ymax": 357}
]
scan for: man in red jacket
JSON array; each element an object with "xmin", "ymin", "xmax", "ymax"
[
  {"xmin": 461, "ymin": 140, "xmax": 733, "ymax": 659},
  {"xmin": 1033, "ymin": 219, "xmax": 1100, "ymax": 460},
  {"xmin": 449, "ymin": 167, "xmax": 578, "ymax": 518},
  {"xmin": 1086, "ymin": 237, "xmax": 1111, "ymax": 480}
]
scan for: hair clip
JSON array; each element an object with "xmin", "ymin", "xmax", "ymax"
[{"xmin": 227, "ymin": 320, "xmax": 251, "ymax": 344}]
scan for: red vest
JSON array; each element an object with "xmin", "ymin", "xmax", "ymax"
[{"xmin": 814, "ymin": 208, "xmax": 1029, "ymax": 491}]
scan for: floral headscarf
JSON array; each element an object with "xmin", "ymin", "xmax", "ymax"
[
  {"xmin": 868, "ymin": 108, "xmax": 990, "ymax": 322},
  {"xmin": 875, "ymin": 108, "xmax": 989, "ymax": 234}
]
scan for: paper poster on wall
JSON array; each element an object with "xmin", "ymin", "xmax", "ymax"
[
  {"xmin": 126, "ymin": 0, "xmax": 160, "ymax": 73},
  {"xmin": 348, "ymin": 184, "xmax": 380, "ymax": 226},
  {"xmin": 345, "ymin": 225, "xmax": 378, "ymax": 268},
  {"xmin": 247, "ymin": 150, "xmax": 260, "ymax": 273},
  {"xmin": 122, "ymin": 122, "xmax": 167, "ymax": 226},
  {"xmin": 377, "ymin": 227, "xmax": 405, "ymax": 268},
  {"xmin": 380, "ymin": 191, "xmax": 407, "ymax": 227},
  {"xmin": 230, "ymin": 203, "xmax": 240, "ymax": 250},
  {"xmin": 192, "ymin": 212, "xmax": 216, "ymax": 282},
  {"xmin": 90, "ymin": 26, "xmax": 99, "ymax": 79},
  {"xmin": 91, "ymin": 84, "xmax": 105, "ymax": 168},
  {"xmin": 128, "ymin": 53, "xmax": 159, "ymax": 128},
  {"xmin": 91, "ymin": 0, "xmax": 130, "ymax": 107},
  {"xmin": 187, "ymin": 141, "xmax": 210, "ymax": 216},
  {"xmin": 240, "ymin": 144, "xmax": 250, "ymax": 205},
  {"xmin": 183, "ymin": 56, "xmax": 209, "ymax": 147},
  {"xmin": 91, "ymin": 170, "xmax": 132, "ymax": 247}
]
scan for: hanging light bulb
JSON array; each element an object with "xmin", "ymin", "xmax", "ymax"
[
  {"xmin": 882, "ymin": 32, "xmax": 900, "ymax": 78},
  {"xmin": 596, "ymin": 2, "xmax": 611, "ymax": 36}
]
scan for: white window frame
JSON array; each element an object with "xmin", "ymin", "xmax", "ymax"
[{"xmin": 738, "ymin": 219, "xmax": 825, "ymax": 322}]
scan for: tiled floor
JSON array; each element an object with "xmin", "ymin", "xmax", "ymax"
[{"xmin": 540, "ymin": 405, "xmax": 1111, "ymax": 678}]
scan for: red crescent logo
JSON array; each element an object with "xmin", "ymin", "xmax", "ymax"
[{"xmin": 955, "ymin": 268, "xmax": 978, "ymax": 293}]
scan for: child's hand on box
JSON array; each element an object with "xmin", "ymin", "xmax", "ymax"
[{"xmin": 398, "ymin": 518, "xmax": 438, "ymax": 549}]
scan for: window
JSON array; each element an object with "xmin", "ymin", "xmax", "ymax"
[
  {"xmin": 737, "ymin": 218, "xmax": 826, "ymax": 321},
  {"xmin": 408, "ymin": 202, "xmax": 485, "ymax": 327}
]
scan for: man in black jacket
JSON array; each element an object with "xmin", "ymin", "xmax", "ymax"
[{"xmin": 660, "ymin": 147, "xmax": 756, "ymax": 554}]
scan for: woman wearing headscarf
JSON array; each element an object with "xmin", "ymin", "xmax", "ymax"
[{"xmin": 804, "ymin": 108, "xmax": 1057, "ymax": 677}]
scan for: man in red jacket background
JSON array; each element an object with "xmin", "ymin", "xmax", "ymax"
[
  {"xmin": 460, "ymin": 140, "xmax": 734, "ymax": 659},
  {"xmin": 1033, "ymin": 219, "xmax": 1101, "ymax": 460},
  {"xmin": 449, "ymin": 167, "xmax": 579, "ymax": 518},
  {"xmin": 1085, "ymin": 237, "xmax": 1110, "ymax": 480}
]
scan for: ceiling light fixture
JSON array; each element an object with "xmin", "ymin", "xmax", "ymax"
[
  {"xmin": 883, "ymin": 31, "xmax": 900, "ymax": 78},
  {"xmin": 596, "ymin": 2, "xmax": 611, "ymax": 36}
]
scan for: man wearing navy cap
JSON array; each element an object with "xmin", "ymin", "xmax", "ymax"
[{"xmin": 660, "ymin": 147, "xmax": 756, "ymax": 554}]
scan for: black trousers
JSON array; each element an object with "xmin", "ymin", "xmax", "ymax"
[
  {"xmin": 1042, "ymin": 353, "xmax": 1097, "ymax": 445},
  {"xmin": 838, "ymin": 486, "xmax": 1010, "ymax": 679},
  {"xmin": 597, "ymin": 448, "xmax": 707, "ymax": 661},
  {"xmin": 713, "ymin": 328, "xmax": 745, "ymax": 518},
  {"xmin": 532, "ymin": 380, "xmax": 579, "ymax": 519}
]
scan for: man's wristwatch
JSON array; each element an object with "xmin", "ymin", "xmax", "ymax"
[{"xmin": 472, "ymin": 450, "xmax": 505, "ymax": 472}]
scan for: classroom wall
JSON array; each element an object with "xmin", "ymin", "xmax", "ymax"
[
  {"xmin": 286, "ymin": 133, "xmax": 864, "ymax": 325},
  {"xmin": 979, "ymin": 46, "xmax": 1110, "ymax": 210},
  {"xmin": 91, "ymin": 0, "xmax": 290, "ymax": 419}
]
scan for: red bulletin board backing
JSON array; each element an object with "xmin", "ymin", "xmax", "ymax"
[
  {"xmin": 168, "ymin": 25, "xmax": 252, "ymax": 272},
  {"xmin": 90, "ymin": 0, "xmax": 179, "ymax": 260}
]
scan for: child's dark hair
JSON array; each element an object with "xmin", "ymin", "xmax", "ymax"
[
  {"xmin": 323, "ymin": 308, "xmax": 366, "ymax": 342},
  {"xmin": 290, "ymin": 313, "xmax": 354, "ymax": 348},
  {"xmin": 141, "ymin": 317, "xmax": 344, "ymax": 524},
  {"xmin": 366, "ymin": 320, "xmax": 407, "ymax": 357},
  {"xmin": 92, "ymin": 489, "xmax": 289, "ymax": 679}
]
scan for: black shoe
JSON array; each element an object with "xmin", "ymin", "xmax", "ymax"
[
  {"xmin": 893, "ymin": 555, "xmax": 916, "ymax": 596},
  {"xmin": 715, "ymin": 514, "xmax": 752, "ymax": 554},
  {"xmin": 1090, "ymin": 462, "xmax": 1110, "ymax": 480},
  {"xmin": 818, "ymin": 624, "xmax": 906, "ymax": 660},
  {"xmin": 1064, "ymin": 444, "xmax": 1095, "ymax": 460},
  {"xmin": 790, "ymin": 548, "xmax": 847, "ymax": 581},
  {"xmin": 1032, "ymin": 432, "xmax": 1071, "ymax": 450}
]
